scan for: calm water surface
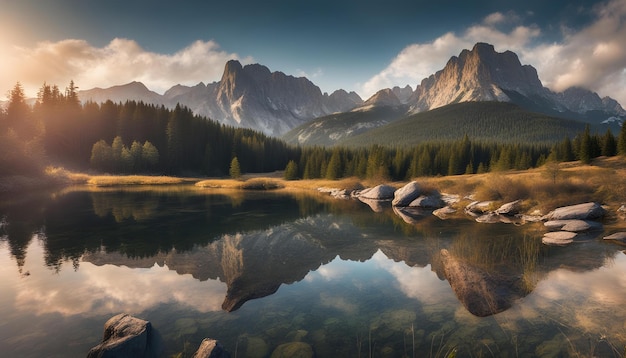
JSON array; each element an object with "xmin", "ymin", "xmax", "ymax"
[{"xmin": 1, "ymin": 187, "xmax": 625, "ymax": 357}]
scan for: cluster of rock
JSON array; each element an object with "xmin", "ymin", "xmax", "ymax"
[
  {"xmin": 88, "ymin": 314, "xmax": 317, "ymax": 358},
  {"xmin": 319, "ymin": 181, "xmax": 626, "ymax": 247},
  {"xmin": 87, "ymin": 314, "xmax": 229, "ymax": 358}
]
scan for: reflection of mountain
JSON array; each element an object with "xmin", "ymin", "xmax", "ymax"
[{"xmin": 1, "ymin": 188, "xmax": 619, "ymax": 316}]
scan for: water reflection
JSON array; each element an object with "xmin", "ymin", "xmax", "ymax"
[{"xmin": 1, "ymin": 187, "xmax": 625, "ymax": 356}]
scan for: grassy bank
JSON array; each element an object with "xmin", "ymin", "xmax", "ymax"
[{"xmin": 38, "ymin": 157, "xmax": 626, "ymax": 215}]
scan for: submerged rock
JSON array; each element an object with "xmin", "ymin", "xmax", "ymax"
[
  {"xmin": 392, "ymin": 181, "xmax": 421, "ymax": 207},
  {"xmin": 87, "ymin": 313, "xmax": 162, "ymax": 358},
  {"xmin": 192, "ymin": 338, "xmax": 230, "ymax": 358},
  {"xmin": 542, "ymin": 231, "xmax": 577, "ymax": 245},
  {"xmin": 270, "ymin": 342, "xmax": 314, "ymax": 358},
  {"xmin": 542, "ymin": 202, "xmax": 606, "ymax": 221}
]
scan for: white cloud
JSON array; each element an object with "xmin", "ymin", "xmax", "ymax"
[
  {"xmin": 361, "ymin": 0, "xmax": 626, "ymax": 105},
  {"xmin": 0, "ymin": 38, "xmax": 253, "ymax": 97}
]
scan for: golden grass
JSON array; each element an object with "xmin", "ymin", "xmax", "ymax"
[{"xmin": 45, "ymin": 156, "xmax": 626, "ymax": 213}]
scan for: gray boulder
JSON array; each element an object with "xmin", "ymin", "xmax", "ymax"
[
  {"xmin": 358, "ymin": 184, "xmax": 396, "ymax": 200},
  {"xmin": 465, "ymin": 201, "xmax": 494, "ymax": 216},
  {"xmin": 408, "ymin": 194, "xmax": 445, "ymax": 209},
  {"xmin": 542, "ymin": 202, "xmax": 606, "ymax": 221},
  {"xmin": 358, "ymin": 197, "xmax": 387, "ymax": 213},
  {"xmin": 192, "ymin": 338, "xmax": 231, "ymax": 358},
  {"xmin": 392, "ymin": 181, "xmax": 421, "ymax": 206},
  {"xmin": 544, "ymin": 219, "xmax": 602, "ymax": 232},
  {"xmin": 495, "ymin": 200, "xmax": 522, "ymax": 215},
  {"xmin": 87, "ymin": 314, "xmax": 161, "ymax": 358}
]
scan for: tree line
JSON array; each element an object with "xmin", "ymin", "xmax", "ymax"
[{"xmin": 1, "ymin": 81, "xmax": 626, "ymax": 182}]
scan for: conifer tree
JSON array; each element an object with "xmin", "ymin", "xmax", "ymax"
[
  {"xmin": 284, "ymin": 160, "xmax": 299, "ymax": 180},
  {"xmin": 618, "ymin": 123, "xmax": 626, "ymax": 156},
  {"xmin": 229, "ymin": 157, "xmax": 242, "ymax": 179}
]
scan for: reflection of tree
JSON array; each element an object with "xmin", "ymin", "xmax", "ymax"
[{"xmin": 91, "ymin": 191, "xmax": 160, "ymax": 222}]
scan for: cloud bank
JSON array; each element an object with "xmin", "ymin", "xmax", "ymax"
[
  {"xmin": 361, "ymin": 0, "xmax": 626, "ymax": 105},
  {"xmin": 1, "ymin": 38, "xmax": 252, "ymax": 97}
]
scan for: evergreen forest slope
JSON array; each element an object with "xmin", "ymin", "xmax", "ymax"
[{"xmin": 340, "ymin": 102, "xmax": 589, "ymax": 147}]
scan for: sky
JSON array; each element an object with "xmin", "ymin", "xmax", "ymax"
[{"xmin": 1, "ymin": 0, "xmax": 625, "ymax": 105}]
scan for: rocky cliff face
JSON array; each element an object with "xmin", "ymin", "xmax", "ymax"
[
  {"xmin": 405, "ymin": 42, "xmax": 625, "ymax": 121},
  {"xmin": 408, "ymin": 42, "xmax": 552, "ymax": 113}
]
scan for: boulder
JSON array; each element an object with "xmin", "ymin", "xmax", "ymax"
[
  {"xmin": 544, "ymin": 219, "xmax": 602, "ymax": 232},
  {"xmin": 603, "ymin": 232, "xmax": 626, "ymax": 243},
  {"xmin": 358, "ymin": 184, "xmax": 396, "ymax": 200},
  {"xmin": 494, "ymin": 200, "xmax": 522, "ymax": 216},
  {"xmin": 192, "ymin": 338, "xmax": 230, "ymax": 358},
  {"xmin": 408, "ymin": 194, "xmax": 445, "ymax": 209},
  {"xmin": 270, "ymin": 342, "xmax": 314, "ymax": 358},
  {"xmin": 542, "ymin": 231, "xmax": 577, "ymax": 245},
  {"xmin": 87, "ymin": 314, "xmax": 162, "ymax": 358},
  {"xmin": 465, "ymin": 201, "xmax": 494, "ymax": 216},
  {"xmin": 392, "ymin": 181, "xmax": 421, "ymax": 206},
  {"xmin": 393, "ymin": 206, "xmax": 427, "ymax": 224},
  {"xmin": 542, "ymin": 202, "xmax": 606, "ymax": 221}
]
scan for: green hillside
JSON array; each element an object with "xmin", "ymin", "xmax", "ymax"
[
  {"xmin": 340, "ymin": 102, "xmax": 589, "ymax": 147},
  {"xmin": 282, "ymin": 105, "xmax": 408, "ymax": 146}
]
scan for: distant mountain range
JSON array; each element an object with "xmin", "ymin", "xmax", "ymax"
[{"xmin": 78, "ymin": 42, "xmax": 625, "ymax": 141}]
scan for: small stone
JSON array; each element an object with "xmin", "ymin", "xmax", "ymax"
[
  {"xmin": 270, "ymin": 342, "xmax": 314, "ymax": 358},
  {"xmin": 603, "ymin": 232, "xmax": 626, "ymax": 242}
]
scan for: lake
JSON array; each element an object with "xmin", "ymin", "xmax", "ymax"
[{"xmin": 1, "ymin": 186, "xmax": 625, "ymax": 357}]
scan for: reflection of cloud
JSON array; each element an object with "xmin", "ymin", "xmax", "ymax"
[
  {"xmin": 320, "ymin": 292, "xmax": 357, "ymax": 314},
  {"xmin": 371, "ymin": 250, "xmax": 452, "ymax": 305},
  {"xmin": 308, "ymin": 255, "xmax": 355, "ymax": 281},
  {"xmin": 5, "ymin": 241, "xmax": 226, "ymax": 317}
]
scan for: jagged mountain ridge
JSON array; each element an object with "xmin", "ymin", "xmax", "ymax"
[
  {"xmin": 78, "ymin": 42, "xmax": 624, "ymax": 140},
  {"xmin": 79, "ymin": 60, "xmax": 363, "ymax": 136}
]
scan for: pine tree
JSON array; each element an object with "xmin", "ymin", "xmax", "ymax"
[
  {"xmin": 284, "ymin": 160, "xmax": 299, "ymax": 180},
  {"xmin": 618, "ymin": 123, "xmax": 626, "ymax": 156},
  {"xmin": 229, "ymin": 157, "xmax": 242, "ymax": 179},
  {"xmin": 579, "ymin": 124, "xmax": 592, "ymax": 164}
]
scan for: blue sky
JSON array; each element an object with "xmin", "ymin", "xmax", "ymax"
[{"xmin": 1, "ymin": 0, "xmax": 625, "ymax": 104}]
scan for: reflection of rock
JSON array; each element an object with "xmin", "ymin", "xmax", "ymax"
[
  {"xmin": 393, "ymin": 206, "xmax": 428, "ymax": 224},
  {"xmin": 542, "ymin": 202, "xmax": 606, "ymax": 221},
  {"xmin": 87, "ymin": 313, "xmax": 162, "ymax": 358},
  {"xmin": 603, "ymin": 232, "xmax": 626, "ymax": 243},
  {"xmin": 433, "ymin": 206, "xmax": 456, "ymax": 220},
  {"xmin": 358, "ymin": 197, "xmax": 390, "ymax": 212},
  {"xmin": 542, "ymin": 231, "xmax": 577, "ymax": 245},
  {"xmin": 192, "ymin": 338, "xmax": 230, "ymax": 358},
  {"xmin": 439, "ymin": 249, "xmax": 528, "ymax": 317},
  {"xmin": 465, "ymin": 201, "xmax": 494, "ymax": 216}
]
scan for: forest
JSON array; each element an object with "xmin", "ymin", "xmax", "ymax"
[{"xmin": 1, "ymin": 81, "xmax": 626, "ymax": 183}]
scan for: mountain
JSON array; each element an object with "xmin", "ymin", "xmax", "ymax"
[
  {"xmin": 79, "ymin": 81, "xmax": 164, "ymax": 105},
  {"xmin": 283, "ymin": 88, "xmax": 408, "ymax": 146},
  {"xmin": 287, "ymin": 42, "xmax": 624, "ymax": 146},
  {"xmin": 408, "ymin": 42, "xmax": 625, "ymax": 122},
  {"xmin": 78, "ymin": 61, "xmax": 363, "ymax": 136}
]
